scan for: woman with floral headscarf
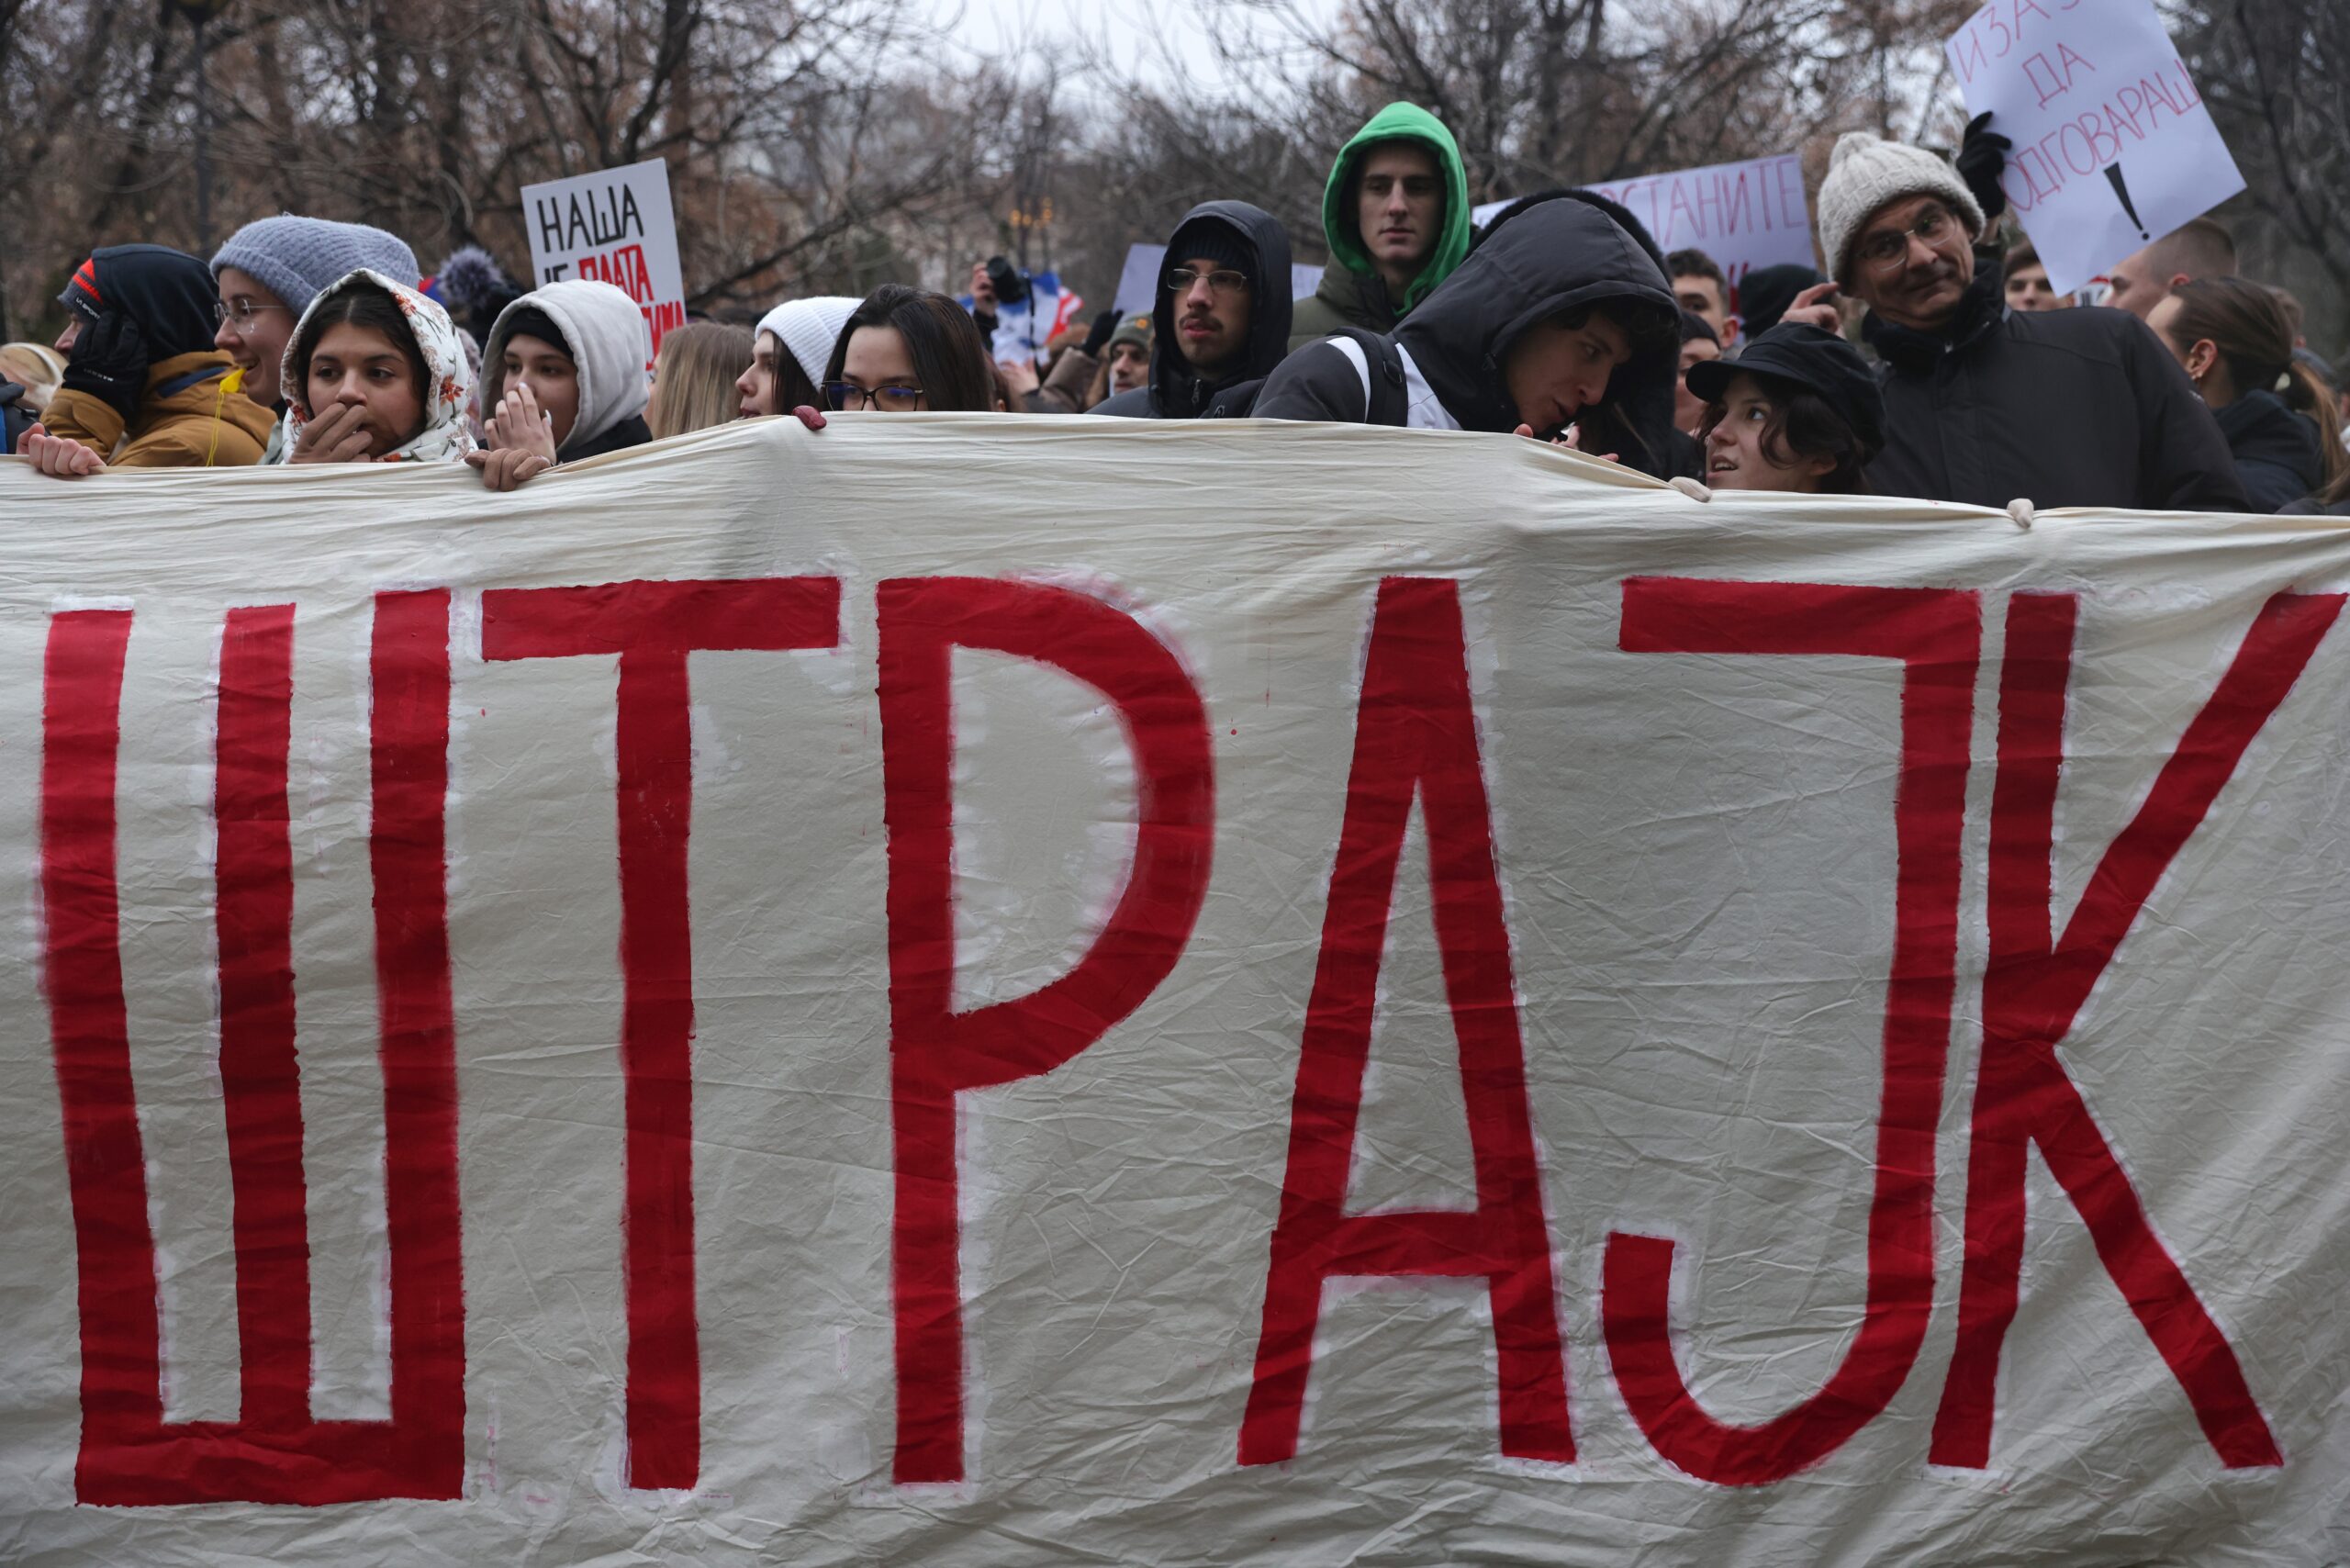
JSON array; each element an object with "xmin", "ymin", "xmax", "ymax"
[{"xmin": 280, "ymin": 269, "xmax": 476, "ymax": 464}]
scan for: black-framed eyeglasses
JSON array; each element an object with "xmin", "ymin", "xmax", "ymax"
[
  {"xmin": 1856, "ymin": 204, "xmax": 1959, "ymax": 271},
  {"xmin": 214, "ymin": 297, "xmax": 293, "ymax": 327},
  {"xmin": 822, "ymin": 381, "xmax": 925, "ymax": 411},
  {"xmin": 1166, "ymin": 267, "xmax": 1249, "ymax": 297}
]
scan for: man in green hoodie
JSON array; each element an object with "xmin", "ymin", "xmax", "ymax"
[{"xmin": 1287, "ymin": 103, "xmax": 1474, "ymax": 353}]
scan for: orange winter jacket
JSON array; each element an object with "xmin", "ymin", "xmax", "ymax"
[{"xmin": 41, "ymin": 351, "xmax": 274, "ymax": 468}]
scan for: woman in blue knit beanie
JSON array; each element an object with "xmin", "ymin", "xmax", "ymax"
[{"xmin": 209, "ymin": 216, "xmax": 420, "ymax": 452}]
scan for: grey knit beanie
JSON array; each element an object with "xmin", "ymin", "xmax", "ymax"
[
  {"xmin": 1815, "ymin": 132, "xmax": 1984, "ymax": 286},
  {"xmin": 210, "ymin": 216, "xmax": 421, "ymax": 315}
]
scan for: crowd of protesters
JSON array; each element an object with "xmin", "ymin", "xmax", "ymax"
[{"xmin": 6, "ymin": 106, "xmax": 2347, "ymax": 519}]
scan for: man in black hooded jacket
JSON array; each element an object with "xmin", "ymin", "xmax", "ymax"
[
  {"xmin": 1094, "ymin": 201, "xmax": 1292, "ymax": 420},
  {"xmin": 1252, "ymin": 191, "xmax": 1685, "ymax": 478}
]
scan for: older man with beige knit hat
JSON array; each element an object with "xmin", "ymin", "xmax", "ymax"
[{"xmin": 1811, "ymin": 129, "xmax": 2244, "ymax": 512}]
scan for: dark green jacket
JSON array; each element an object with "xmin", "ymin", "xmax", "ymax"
[{"xmin": 1287, "ymin": 102, "xmax": 1473, "ymax": 353}]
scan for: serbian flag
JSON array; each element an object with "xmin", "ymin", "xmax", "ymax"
[{"xmin": 962, "ymin": 271, "xmax": 1082, "ymax": 366}]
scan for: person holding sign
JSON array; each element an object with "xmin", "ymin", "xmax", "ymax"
[
  {"xmin": 1810, "ymin": 130, "xmax": 2245, "ymax": 512},
  {"xmin": 471, "ymin": 279, "xmax": 654, "ymax": 490},
  {"xmin": 279, "ymin": 270, "xmax": 477, "ymax": 465}
]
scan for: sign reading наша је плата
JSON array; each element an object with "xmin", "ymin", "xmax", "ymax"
[{"xmin": 521, "ymin": 159, "xmax": 687, "ymax": 370}]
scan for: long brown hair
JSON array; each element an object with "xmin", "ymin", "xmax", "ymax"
[
  {"xmin": 822, "ymin": 285, "xmax": 996, "ymax": 412},
  {"xmin": 647, "ymin": 320, "xmax": 755, "ymax": 438},
  {"xmin": 2168, "ymin": 276, "xmax": 2349, "ymax": 492}
]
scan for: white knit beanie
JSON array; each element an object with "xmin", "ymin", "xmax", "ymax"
[
  {"xmin": 1815, "ymin": 131, "xmax": 1985, "ymax": 285},
  {"xmin": 755, "ymin": 297, "xmax": 861, "ymax": 392}
]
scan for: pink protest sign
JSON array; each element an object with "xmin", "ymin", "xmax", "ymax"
[
  {"xmin": 1945, "ymin": 0, "xmax": 2244, "ymax": 295},
  {"xmin": 1475, "ymin": 154, "xmax": 1818, "ymax": 305}
]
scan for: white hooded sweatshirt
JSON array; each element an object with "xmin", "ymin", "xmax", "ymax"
[{"xmin": 480, "ymin": 279, "xmax": 653, "ymax": 459}]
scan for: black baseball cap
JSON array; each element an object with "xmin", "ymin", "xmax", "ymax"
[{"xmin": 1685, "ymin": 322, "xmax": 1886, "ymax": 454}]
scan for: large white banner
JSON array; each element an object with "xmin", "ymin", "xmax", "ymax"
[{"xmin": 5, "ymin": 422, "xmax": 2350, "ymax": 1564}]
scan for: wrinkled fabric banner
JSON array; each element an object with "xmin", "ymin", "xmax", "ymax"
[{"xmin": 4, "ymin": 419, "xmax": 2348, "ymax": 1566}]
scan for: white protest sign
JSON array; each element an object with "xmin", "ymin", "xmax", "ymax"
[
  {"xmin": 520, "ymin": 158, "xmax": 688, "ymax": 370},
  {"xmin": 1113, "ymin": 242, "xmax": 1325, "ymax": 319},
  {"xmin": 1946, "ymin": 0, "xmax": 2245, "ymax": 296},
  {"xmin": 1473, "ymin": 153, "xmax": 1818, "ymax": 305},
  {"xmin": 8, "ymin": 426, "xmax": 2350, "ymax": 1564}
]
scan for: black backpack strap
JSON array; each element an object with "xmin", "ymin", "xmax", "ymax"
[{"xmin": 1323, "ymin": 328, "xmax": 1410, "ymax": 426}]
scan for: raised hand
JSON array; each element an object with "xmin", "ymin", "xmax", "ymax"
[
  {"xmin": 486, "ymin": 380, "xmax": 559, "ymax": 463},
  {"xmin": 290, "ymin": 401, "xmax": 375, "ymax": 465},
  {"xmin": 1779, "ymin": 281, "xmax": 1843, "ymax": 332}
]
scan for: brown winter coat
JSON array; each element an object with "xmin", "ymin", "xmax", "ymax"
[
  {"xmin": 1024, "ymin": 344, "xmax": 1102, "ymax": 415},
  {"xmin": 41, "ymin": 351, "xmax": 274, "ymax": 468}
]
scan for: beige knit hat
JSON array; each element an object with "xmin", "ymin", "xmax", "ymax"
[{"xmin": 1815, "ymin": 131, "xmax": 1985, "ymax": 285}]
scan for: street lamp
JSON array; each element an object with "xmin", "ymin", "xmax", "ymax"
[{"xmin": 165, "ymin": 0, "xmax": 236, "ymax": 251}]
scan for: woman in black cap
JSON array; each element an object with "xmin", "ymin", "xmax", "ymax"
[{"xmin": 1684, "ymin": 322, "xmax": 1886, "ymax": 494}]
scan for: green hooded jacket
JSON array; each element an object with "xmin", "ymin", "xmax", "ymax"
[{"xmin": 1287, "ymin": 103, "xmax": 1473, "ymax": 352}]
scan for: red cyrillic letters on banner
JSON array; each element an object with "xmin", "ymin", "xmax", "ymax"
[
  {"xmin": 44, "ymin": 592, "xmax": 466, "ymax": 1504},
  {"xmin": 878, "ymin": 577, "xmax": 1215, "ymax": 1484},
  {"xmin": 1600, "ymin": 577, "xmax": 1981, "ymax": 1485},
  {"xmin": 34, "ymin": 569, "xmax": 2325, "ymax": 1507},
  {"xmin": 1927, "ymin": 591, "xmax": 2331, "ymax": 1471},
  {"xmin": 481, "ymin": 577, "xmax": 844, "ymax": 1491},
  {"xmin": 1239, "ymin": 577, "xmax": 1573, "ymax": 1468}
]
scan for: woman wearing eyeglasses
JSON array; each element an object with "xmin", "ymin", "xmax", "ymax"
[
  {"xmin": 209, "ymin": 215, "xmax": 423, "ymax": 460},
  {"xmin": 821, "ymin": 286, "xmax": 1002, "ymax": 414},
  {"xmin": 17, "ymin": 245, "xmax": 274, "ymax": 476}
]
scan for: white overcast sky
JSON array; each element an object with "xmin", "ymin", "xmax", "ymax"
[{"xmin": 924, "ymin": 0, "xmax": 1339, "ymax": 92}]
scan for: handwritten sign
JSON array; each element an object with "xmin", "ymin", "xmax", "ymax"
[
  {"xmin": 1472, "ymin": 154, "xmax": 1817, "ymax": 304},
  {"xmin": 1946, "ymin": 0, "xmax": 2244, "ymax": 295},
  {"xmin": 520, "ymin": 159, "xmax": 688, "ymax": 369}
]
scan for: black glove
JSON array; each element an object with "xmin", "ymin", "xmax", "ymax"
[
  {"xmin": 1082, "ymin": 308, "xmax": 1120, "ymax": 356},
  {"xmin": 1955, "ymin": 110, "xmax": 2012, "ymax": 225},
  {"xmin": 62, "ymin": 310, "xmax": 150, "ymax": 422}
]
